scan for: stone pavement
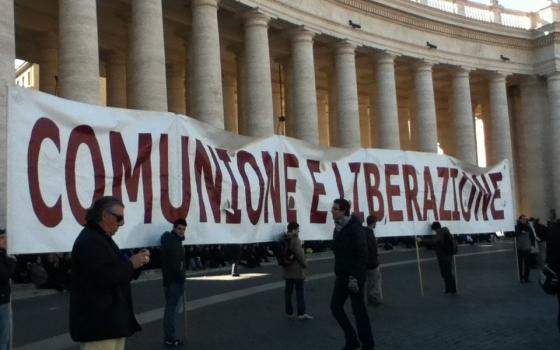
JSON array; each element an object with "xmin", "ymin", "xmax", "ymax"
[{"xmin": 12, "ymin": 240, "xmax": 559, "ymax": 350}]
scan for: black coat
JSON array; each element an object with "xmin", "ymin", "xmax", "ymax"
[
  {"xmin": 364, "ymin": 227, "xmax": 379, "ymax": 269},
  {"xmin": 69, "ymin": 224, "xmax": 141, "ymax": 342},
  {"xmin": 0, "ymin": 249, "xmax": 16, "ymax": 304},
  {"xmin": 160, "ymin": 231, "xmax": 186, "ymax": 287},
  {"xmin": 547, "ymin": 222, "xmax": 560, "ymax": 277},
  {"xmin": 332, "ymin": 215, "xmax": 368, "ymax": 278}
]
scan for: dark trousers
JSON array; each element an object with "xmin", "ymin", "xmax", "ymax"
[
  {"xmin": 437, "ymin": 256, "xmax": 456, "ymax": 293},
  {"xmin": 330, "ymin": 275, "xmax": 374, "ymax": 349},
  {"xmin": 557, "ymin": 292, "xmax": 560, "ymax": 333},
  {"xmin": 517, "ymin": 249, "xmax": 531, "ymax": 282},
  {"xmin": 284, "ymin": 279, "xmax": 305, "ymax": 316},
  {"xmin": 163, "ymin": 282, "xmax": 184, "ymax": 341}
]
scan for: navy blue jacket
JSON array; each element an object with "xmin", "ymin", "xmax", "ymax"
[{"xmin": 332, "ymin": 215, "xmax": 368, "ymax": 278}]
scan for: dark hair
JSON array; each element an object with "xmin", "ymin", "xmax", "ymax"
[
  {"xmin": 333, "ymin": 198, "xmax": 351, "ymax": 216},
  {"xmin": 173, "ymin": 218, "xmax": 187, "ymax": 228},
  {"xmin": 431, "ymin": 221, "xmax": 441, "ymax": 230},
  {"xmin": 0, "ymin": 229, "xmax": 5, "ymax": 235},
  {"xmin": 287, "ymin": 222, "xmax": 299, "ymax": 232},
  {"xmin": 85, "ymin": 196, "xmax": 124, "ymax": 224},
  {"xmin": 366, "ymin": 215, "xmax": 377, "ymax": 226}
]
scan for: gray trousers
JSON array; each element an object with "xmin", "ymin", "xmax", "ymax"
[{"xmin": 365, "ymin": 267, "xmax": 382, "ymax": 305}]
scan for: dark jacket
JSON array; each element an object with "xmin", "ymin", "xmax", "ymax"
[
  {"xmin": 160, "ymin": 231, "xmax": 186, "ymax": 287},
  {"xmin": 423, "ymin": 228, "xmax": 452, "ymax": 258},
  {"xmin": 364, "ymin": 227, "xmax": 379, "ymax": 269},
  {"xmin": 332, "ymin": 215, "xmax": 368, "ymax": 278},
  {"xmin": 69, "ymin": 223, "xmax": 141, "ymax": 342},
  {"xmin": 546, "ymin": 222, "xmax": 560, "ymax": 278},
  {"xmin": 0, "ymin": 249, "xmax": 16, "ymax": 304}
]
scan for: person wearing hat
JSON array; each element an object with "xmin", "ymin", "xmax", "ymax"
[{"xmin": 0, "ymin": 229, "xmax": 16, "ymax": 350}]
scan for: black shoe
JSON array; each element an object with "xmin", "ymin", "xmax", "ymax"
[{"xmin": 164, "ymin": 339, "xmax": 184, "ymax": 348}]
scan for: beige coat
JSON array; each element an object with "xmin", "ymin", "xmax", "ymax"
[{"xmin": 282, "ymin": 232, "xmax": 308, "ymax": 280}]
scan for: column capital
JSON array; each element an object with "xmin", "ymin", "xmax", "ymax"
[
  {"xmin": 453, "ymin": 66, "xmax": 474, "ymax": 78},
  {"xmin": 547, "ymin": 71, "xmax": 560, "ymax": 82},
  {"xmin": 376, "ymin": 51, "xmax": 398, "ymax": 65},
  {"xmin": 520, "ymin": 75, "xmax": 543, "ymax": 87},
  {"xmin": 334, "ymin": 40, "xmax": 356, "ymax": 55},
  {"xmin": 288, "ymin": 27, "xmax": 316, "ymax": 43},
  {"xmin": 191, "ymin": 0, "xmax": 220, "ymax": 9},
  {"xmin": 488, "ymin": 71, "xmax": 510, "ymax": 83},
  {"xmin": 414, "ymin": 59, "xmax": 436, "ymax": 72},
  {"xmin": 243, "ymin": 9, "xmax": 271, "ymax": 27}
]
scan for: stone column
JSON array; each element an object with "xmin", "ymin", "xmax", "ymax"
[
  {"xmin": 548, "ymin": 72, "xmax": 560, "ymax": 214},
  {"xmin": 451, "ymin": 67, "xmax": 477, "ymax": 164},
  {"xmin": 414, "ymin": 61, "xmax": 438, "ymax": 153},
  {"xmin": 518, "ymin": 77, "xmax": 548, "ymax": 218},
  {"xmin": 106, "ymin": 51, "xmax": 127, "ymax": 108},
  {"xmin": 39, "ymin": 32, "xmax": 58, "ymax": 95},
  {"xmin": 235, "ymin": 49, "xmax": 247, "ymax": 135},
  {"xmin": 334, "ymin": 41, "xmax": 360, "ymax": 148},
  {"xmin": 0, "ymin": 0, "xmax": 14, "ymax": 227},
  {"xmin": 488, "ymin": 73, "xmax": 517, "ymax": 210},
  {"xmin": 317, "ymin": 91, "xmax": 330, "ymax": 146},
  {"xmin": 128, "ymin": 0, "xmax": 167, "ymax": 111},
  {"xmin": 167, "ymin": 62, "xmax": 186, "ymax": 114},
  {"xmin": 290, "ymin": 28, "xmax": 319, "ymax": 144},
  {"xmin": 243, "ymin": 11, "xmax": 274, "ymax": 136},
  {"xmin": 223, "ymin": 73, "xmax": 238, "ymax": 133},
  {"xmin": 58, "ymin": 0, "xmax": 100, "ymax": 104},
  {"xmin": 191, "ymin": 0, "xmax": 224, "ymax": 128},
  {"xmin": 184, "ymin": 42, "xmax": 192, "ymax": 116},
  {"xmin": 488, "ymin": 73, "xmax": 513, "ymax": 166},
  {"xmin": 376, "ymin": 53, "xmax": 400, "ymax": 150}
]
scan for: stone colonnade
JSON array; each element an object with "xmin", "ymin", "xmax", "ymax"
[{"xmin": 1, "ymin": 0, "xmax": 559, "ymax": 222}]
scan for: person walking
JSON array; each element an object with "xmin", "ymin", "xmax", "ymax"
[
  {"xmin": 0, "ymin": 229, "xmax": 16, "ymax": 350},
  {"xmin": 282, "ymin": 222, "xmax": 313, "ymax": 320},
  {"xmin": 69, "ymin": 196, "xmax": 150, "ymax": 350},
  {"xmin": 160, "ymin": 218, "xmax": 188, "ymax": 348},
  {"xmin": 515, "ymin": 215, "xmax": 534, "ymax": 283},
  {"xmin": 330, "ymin": 199, "xmax": 375, "ymax": 350},
  {"xmin": 364, "ymin": 215, "xmax": 382, "ymax": 306}
]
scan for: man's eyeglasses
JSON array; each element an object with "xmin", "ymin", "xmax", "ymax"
[
  {"xmin": 109, "ymin": 212, "xmax": 124, "ymax": 222},
  {"xmin": 332, "ymin": 207, "xmax": 342, "ymax": 211}
]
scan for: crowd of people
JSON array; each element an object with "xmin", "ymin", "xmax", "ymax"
[{"xmin": 0, "ymin": 195, "xmax": 559, "ymax": 350}]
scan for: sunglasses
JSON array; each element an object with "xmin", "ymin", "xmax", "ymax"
[{"xmin": 109, "ymin": 212, "xmax": 124, "ymax": 222}]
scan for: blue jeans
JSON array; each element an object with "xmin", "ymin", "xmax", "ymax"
[
  {"xmin": 163, "ymin": 282, "xmax": 184, "ymax": 341},
  {"xmin": 0, "ymin": 303, "xmax": 11, "ymax": 350}
]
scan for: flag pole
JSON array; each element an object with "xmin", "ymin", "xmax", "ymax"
[{"xmin": 414, "ymin": 235, "xmax": 424, "ymax": 297}]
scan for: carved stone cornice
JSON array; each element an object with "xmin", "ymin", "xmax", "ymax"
[{"xmin": 333, "ymin": 0, "xmax": 535, "ymax": 49}]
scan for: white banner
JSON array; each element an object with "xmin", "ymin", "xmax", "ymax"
[{"xmin": 7, "ymin": 87, "xmax": 515, "ymax": 254}]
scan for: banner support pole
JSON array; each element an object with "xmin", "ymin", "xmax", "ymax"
[
  {"xmin": 513, "ymin": 236, "xmax": 519, "ymax": 282},
  {"xmin": 415, "ymin": 235, "xmax": 424, "ymax": 297}
]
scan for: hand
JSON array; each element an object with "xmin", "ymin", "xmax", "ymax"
[
  {"xmin": 347, "ymin": 276, "xmax": 359, "ymax": 294},
  {"xmin": 130, "ymin": 250, "xmax": 151, "ymax": 269}
]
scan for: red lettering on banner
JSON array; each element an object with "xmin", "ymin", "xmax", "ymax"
[
  {"xmin": 332, "ymin": 163, "xmax": 344, "ymax": 199},
  {"xmin": 110, "ymin": 132, "xmax": 153, "ymax": 223},
  {"xmin": 284, "ymin": 153, "xmax": 299, "ymax": 223},
  {"xmin": 194, "ymin": 141, "xmax": 222, "ymax": 223},
  {"xmin": 159, "ymin": 135, "xmax": 191, "ymax": 223},
  {"xmin": 307, "ymin": 160, "xmax": 327, "ymax": 223},
  {"xmin": 422, "ymin": 167, "xmax": 439, "ymax": 221},
  {"xmin": 437, "ymin": 167, "xmax": 452, "ymax": 221},
  {"xmin": 237, "ymin": 151, "xmax": 265, "ymax": 224},
  {"xmin": 385, "ymin": 164, "xmax": 403, "ymax": 221},
  {"xmin": 349, "ymin": 163, "xmax": 364, "ymax": 221},
  {"xmin": 262, "ymin": 152, "xmax": 281, "ymax": 223},
  {"xmin": 364, "ymin": 163, "xmax": 384, "ymax": 219},
  {"xmin": 459, "ymin": 173, "xmax": 476, "ymax": 221},
  {"xmin": 450, "ymin": 168, "xmax": 460, "ymax": 220},
  {"xmin": 479, "ymin": 175, "xmax": 493, "ymax": 221},
  {"xmin": 402, "ymin": 164, "xmax": 422, "ymax": 221},
  {"xmin": 27, "ymin": 117, "xmax": 62, "ymax": 227},
  {"xmin": 489, "ymin": 172, "xmax": 505, "ymax": 220},
  {"xmin": 66, "ymin": 125, "xmax": 105, "ymax": 225},
  {"xmin": 217, "ymin": 149, "xmax": 241, "ymax": 224},
  {"xmin": 471, "ymin": 175, "xmax": 491, "ymax": 221}
]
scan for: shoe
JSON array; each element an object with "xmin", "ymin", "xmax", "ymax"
[
  {"xmin": 164, "ymin": 339, "xmax": 184, "ymax": 348},
  {"xmin": 231, "ymin": 273, "xmax": 240, "ymax": 277},
  {"xmin": 286, "ymin": 313, "xmax": 296, "ymax": 319},
  {"xmin": 297, "ymin": 313, "xmax": 314, "ymax": 320}
]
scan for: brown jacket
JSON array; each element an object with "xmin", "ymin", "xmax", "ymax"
[{"xmin": 282, "ymin": 232, "xmax": 308, "ymax": 280}]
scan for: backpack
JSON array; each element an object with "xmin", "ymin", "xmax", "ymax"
[{"xmin": 273, "ymin": 233, "xmax": 294, "ymax": 266}]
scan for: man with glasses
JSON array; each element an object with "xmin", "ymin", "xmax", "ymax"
[
  {"xmin": 330, "ymin": 199, "xmax": 375, "ymax": 350},
  {"xmin": 70, "ymin": 196, "xmax": 150, "ymax": 350}
]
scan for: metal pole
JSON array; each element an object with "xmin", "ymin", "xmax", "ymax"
[
  {"xmin": 453, "ymin": 254, "xmax": 458, "ymax": 291},
  {"xmin": 182, "ymin": 286, "xmax": 187, "ymax": 344},
  {"xmin": 513, "ymin": 236, "xmax": 519, "ymax": 282},
  {"xmin": 414, "ymin": 236, "xmax": 424, "ymax": 297}
]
